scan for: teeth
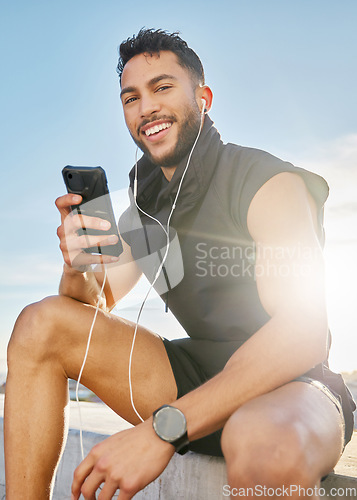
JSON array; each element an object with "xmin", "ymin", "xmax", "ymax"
[{"xmin": 145, "ymin": 122, "xmax": 172, "ymax": 137}]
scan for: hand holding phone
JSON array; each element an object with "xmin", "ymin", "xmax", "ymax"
[{"xmin": 57, "ymin": 166, "xmax": 123, "ymax": 270}]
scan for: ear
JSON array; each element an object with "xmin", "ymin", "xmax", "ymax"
[{"xmin": 197, "ymin": 85, "xmax": 213, "ymax": 113}]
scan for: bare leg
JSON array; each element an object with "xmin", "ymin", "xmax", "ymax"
[
  {"xmin": 4, "ymin": 295, "xmax": 177, "ymax": 499},
  {"xmin": 221, "ymin": 381, "xmax": 344, "ymax": 499}
]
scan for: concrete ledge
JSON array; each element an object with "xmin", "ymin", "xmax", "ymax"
[
  {"xmin": 0, "ymin": 413, "xmax": 227, "ymax": 500},
  {"xmin": 321, "ymin": 474, "xmax": 357, "ymax": 500},
  {"xmin": 52, "ymin": 430, "xmax": 357, "ymax": 499},
  {"xmin": 1, "ymin": 409, "xmax": 357, "ymax": 499},
  {"xmin": 53, "ymin": 428, "xmax": 227, "ymax": 499}
]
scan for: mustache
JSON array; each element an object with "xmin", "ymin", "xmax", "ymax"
[{"xmin": 137, "ymin": 115, "xmax": 177, "ymax": 135}]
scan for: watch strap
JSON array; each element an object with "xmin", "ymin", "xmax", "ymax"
[{"xmin": 174, "ymin": 433, "xmax": 190, "ymax": 455}]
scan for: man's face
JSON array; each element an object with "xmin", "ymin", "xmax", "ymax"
[{"xmin": 120, "ymin": 51, "xmax": 201, "ymax": 167}]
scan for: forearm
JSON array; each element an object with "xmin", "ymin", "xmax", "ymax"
[
  {"xmin": 172, "ymin": 312, "xmax": 327, "ymax": 442},
  {"xmin": 58, "ymin": 263, "xmax": 106, "ymax": 308}
]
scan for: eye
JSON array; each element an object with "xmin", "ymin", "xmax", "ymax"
[
  {"xmin": 124, "ymin": 96, "xmax": 137, "ymax": 105},
  {"xmin": 156, "ymin": 85, "xmax": 171, "ymax": 93}
]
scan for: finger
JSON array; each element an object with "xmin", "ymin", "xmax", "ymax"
[
  {"xmin": 76, "ymin": 234, "xmax": 119, "ymax": 251},
  {"xmin": 55, "ymin": 194, "xmax": 82, "ymax": 219},
  {"xmin": 80, "ymin": 471, "xmax": 105, "ymax": 500},
  {"xmin": 58, "ymin": 228, "xmax": 77, "ymax": 257},
  {"xmin": 117, "ymin": 486, "xmax": 135, "ymax": 500},
  {"xmin": 58, "ymin": 202, "xmax": 121, "ymax": 269},
  {"xmin": 62, "ymin": 213, "xmax": 112, "ymax": 244},
  {"xmin": 61, "ymin": 231, "xmax": 119, "ymax": 255},
  {"xmin": 69, "ymin": 212, "xmax": 112, "ymax": 233},
  {"xmin": 59, "ymin": 229, "xmax": 120, "ymax": 269},
  {"xmin": 71, "ymin": 457, "xmax": 95, "ymax": 500},
  {"xmin": 98, "ymin": 481, "xmax": 120, "ymax": 500},
  {"xmin": 57, "ymin": 221, "xmax": 82, "ymax": 246},
  {"xmin": 81, "ymin": 487, "xmax": 97, "ymax": 500}
]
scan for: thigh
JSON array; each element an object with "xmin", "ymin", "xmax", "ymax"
[
  {"xmin": 222, "ymin": 380, "xmax": 344, "ymax": 480},
  {"xmin": 43, "ymin": 295, "xmax": 178, "ymax": 424}
]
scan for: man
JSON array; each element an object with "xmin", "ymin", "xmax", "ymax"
[{"xmin": 5, "ymin": 28, "xmax": 355, "ymax": 499}]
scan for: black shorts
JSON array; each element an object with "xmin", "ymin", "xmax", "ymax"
[{"xmin": 162, "ymin": 337, "xmax": 356, "ymax": 457}]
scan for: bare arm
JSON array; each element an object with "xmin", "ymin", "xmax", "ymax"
[
  {"xmin": 56, "ymin": 193, "xmax": 142, "ymax": 310},
  {"xmin": 172, "ymin": 172, "xmax": 328, "ymax": 440}
]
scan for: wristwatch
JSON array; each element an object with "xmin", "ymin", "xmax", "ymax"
[{"xmin": 152, "ymin": 405, "xmax": 190, "ymax": 455}]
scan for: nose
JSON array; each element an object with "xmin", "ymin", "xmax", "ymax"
[{"xmin": 139, "ymin": 93, "xmax": 160, "ymax": 117}]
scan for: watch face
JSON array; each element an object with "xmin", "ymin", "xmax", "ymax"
[{"xmin": 154, "ymin": 406, "xmax": 187, "ymax": 442}]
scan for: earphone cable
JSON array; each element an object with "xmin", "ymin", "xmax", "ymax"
[
  {"xmin": 128, "ymin": 108, "xmax": 205, "ymax": 422},
  {"xmin": 76, "ymin": 263, "xmax": 108, "ymax": 460}
]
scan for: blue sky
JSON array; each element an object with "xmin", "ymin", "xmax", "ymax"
[{"xmin": 0, "ymin": 0, "xmax": 356, "ymax": 375}]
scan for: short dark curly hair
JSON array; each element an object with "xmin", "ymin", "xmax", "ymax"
[{"xmin": 117, "ymin": 28, "xmax": 205, "ymax": 86}]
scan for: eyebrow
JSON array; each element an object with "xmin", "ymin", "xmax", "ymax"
[{"xmin": 120, "ymin": 73, "xmax": 178, "ymax": 98}]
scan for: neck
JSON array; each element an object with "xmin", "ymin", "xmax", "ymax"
[{"xmin": 161, "ymin": 166, "xmax": 177, "ymax": 181}]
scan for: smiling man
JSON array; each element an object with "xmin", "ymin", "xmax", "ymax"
[
  {"xmin": 120, "ymin": 49, "xmax": 208, "ymax": 179},
  {"xmin": 4, "ymin": 28, "xmax": 355, "ymax": 500}
]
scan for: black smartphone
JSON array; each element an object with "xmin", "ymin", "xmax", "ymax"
[{"xmin": 62, "ymin": 166, "xmax": 123, "ymax": 257}]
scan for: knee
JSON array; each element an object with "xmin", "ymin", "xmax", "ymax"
[
  {"xmin": 8, "ymin": 295, "xmax": 68, "ymax": 365},
  {"xmin": 221, "ymin": 406, "xmax": 316, "ymax": 491}
]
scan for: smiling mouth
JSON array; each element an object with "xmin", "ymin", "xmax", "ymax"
[{"xmin": 142, "ymin": 121, "xmax": 173, "ymax": 138}]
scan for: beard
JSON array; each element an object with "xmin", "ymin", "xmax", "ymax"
[{"xmin": 132, "ymin": 102, "xmax": 201, "ymax": 167}]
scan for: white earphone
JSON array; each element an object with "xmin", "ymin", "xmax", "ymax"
[{"xmin": 201, "ymin": 97, "xmax": 207, "ymax": 114}]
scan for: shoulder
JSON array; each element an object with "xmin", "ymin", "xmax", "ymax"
[
  {"xmin": 216, "ymin": 142, "xmax": 299, "ymax": 193},
  {"xmin": 247, "ymin": 172, "xmax": 318, "ymax": 244},
  {"xmin": 214, "ymin": 143, "xmax": 328, "ymax": 238}
]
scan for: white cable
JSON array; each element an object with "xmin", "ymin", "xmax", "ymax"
[
  {"xmin": 133, "ymin": 147, "xmax": 169, "ymax": 238},
  {"xmin": 128, "ymin": 107, "xmax": 206, "ymax": 422},
  {"xmin": 76, "ymin": 264, "xmax": 108, "ymax": 460}
]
